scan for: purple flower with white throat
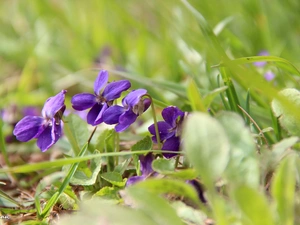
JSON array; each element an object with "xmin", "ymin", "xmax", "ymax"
[
  {"xmin": 13, "ymin": 90, "xmax": 67, "ymax": 152},
  {"xmin": 126, "ymin": 153, "xmax": 155, "ymax": 186},
  {"xmin": 103, "ymin": 89, "xmax": 151, "ymax": 132},
  {"xmin": 148, "ymin": 106, "xmax": 185, "ymax": 158},
  {"xmin": 71, "ymin": 70, "xmax": 131, "ymax": 126}
]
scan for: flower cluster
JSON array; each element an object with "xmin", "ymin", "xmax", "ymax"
[
  {"xmin": 13, "ymin": 70, "xmax": 151, "ymax": 152},
  {"xmin": 148, "ymin": 106, "xmax": 185, "ymax": 158},
  {"xmin": 13, "ymin": 90, "xmax": 67, "ymax": 152}
]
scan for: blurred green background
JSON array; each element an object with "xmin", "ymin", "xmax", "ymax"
[{"xmin": 1, "ymin": 0, "xmax": 300, "ymax": 108}]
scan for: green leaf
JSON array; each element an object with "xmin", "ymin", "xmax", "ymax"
[
  {"xmin": 232, "ymin": 186, "xmax": 275, "ymax": 225},
  {"xmin": 152, "ymin": 158, "xmax": 175, "ymax": 174},
  {"xmin": 217, "ymin": 112, "xmax": 259, "ymax": 187},
  {"xmin": 101, "ymin": 172, "xmax": 126, "ymax": 187},
  {"xmin": 131, "ymin": 136, "xmax": 153, "ymax": 151},
  {"xmin": 271, "ymin": 88, "xmax": 300, "ymax": 136},
  {"xmin": 171, "ymin": 201, "xmax": 207, "ymax": 225},
  {"xmin": 132, "ymin": 178, "xmax": 201, "ymax": 208},
  {"xmin": 187, "ymin": 79, "xmax": 206, "ymax": 112},
  {"xmin": 202, "ymin": 86, "xmax": 228, "ymax": 108},
  {"xmin": 69, "ymin": 150, "xmax": 103, "ymax": 186},
  {"xmin": 126, "ymin": 187, "xmax": 184, "ymax": 225},
  {"xmin": 271, "ymin": 156, "xmax": 295, "ymax": 225},
  {"xmin": 182, "ymin": 112, "xmax": 230, "ymax": 185},
  {"xmin": 94, "ymin": 186, "xmax": 121, "ymax": 200},
  {"xmin": 0, "ymin": 189, "xmax": 21, "ymax": 207},
  {"xmin": 64, "ymin": 114, "xmax": 89, "ymax": 155},
  {"xmin": 57, "ymin": 199, "xmax": 155, "ymax": 225}
]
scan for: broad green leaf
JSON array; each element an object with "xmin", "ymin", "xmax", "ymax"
[
  {"xmin": 131, "ymin": 136, "xmax": 153, "ymax": 151},
  {"xmin": 232, "ymin": 186, "xmax": 275, "ymax": 225},
  {"xmin": 271, "ymin": 156, "xmax": 295, "ymax": 225},
  {"xmin": 217, "ymin": 112, "xmax": 259, "ymax": 187},
  {"xmin": 133, "ymin": 178, "xmax": 201, "ymax": 207},
  {"xmin": 101, "ymin": 172, "xmax": 126, "ymax": 187},
  {"xmin": 69, "ymin": 151, "xmax": 103, "ymax": 186},
  {"xmin": 171, "ymin": 201, "xmax": 207, "ymax": 225},
  {"xmin": 94, "ymin": 186, "xmax": 121, "ymax": 200},
  {"xmin": 187, "ymin": 79, "xmax": 206, "ymax": 112},
  {"xmin": 183, "ymin": 112, "xmax": 230, "ymax": 184},
  {"xmin": 272, "ymin": 136, "xmax": 299, "ymax": 154},
  {"xmin": 152, "ymin": 158, "xmax": 175, "ymax": 174},
  {"xmin": 271, "ymin": 88, "xmax": 300, "ymax": 136},
  {"xmin": 127, "ymin": 187, "xmax": 184, "ymax": 225},
  {"xmin": 0, "ymin": 189, "xmax": 21, "ymax": 208},
  {"xmin": 58, "ymin": 199, "xmax": 155, "ymax": 225},
  {"xmin": 64, "ymin": 114, "xmax": 89, "ymax": 155}
]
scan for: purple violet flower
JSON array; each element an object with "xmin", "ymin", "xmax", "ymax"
[
  {"xmin": 148, "ymin": 106, "xmax": 185, "ymax": 158},
  {"xmin": 71, "ymin": 70, "xmax": 131, "ymax": 126},
  {"xmin": 264, "ymin": 70, "xmax": 275, "ymax": 81},
  {"xmin": 13, "ymin": 90, "xmax": 67, "ymax": 152},
  {"xmin": 103, "ymin": 89, "xmax": 151, "ymax": 132},
  {"xmin": 126, "ymin": 153, "xmax": 154, "ymax": 186}
]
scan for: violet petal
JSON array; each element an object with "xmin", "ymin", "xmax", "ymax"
[
  {"xmin": 103, "ymin": 105, "xmax": 124, "ymax": 124},
  {"xmin": 87, "ymin": 103, "xmax": 103, "ymax": 125},
  {"xmin": 94, "ymin": 103, "xmax": 108, "ymax": 125},
  {"xmin": 13, "ymin": 116, "xmax": 44, "ymax": 142},
  {"xmin": 94, "ymin": 70, "xmax": 109, "ymax": 95},
  {"xmin": 71, "ymin": 93, "xmax": 96, "ymax": 111},
  {"xmin": 102, "ymin": 80, "xmax": 131, "ymax": 101},
  {"xmin": 126, "ymin": 175, "xmax": 145, "ymax": 186},
  {"xmin": 148, "ymin": 121, "xmax": 174, "ymax": 142},
  {"xmin": 140, "ymin": 153, "xmax": 154, "ymax": 175},
  {"xmin": 115, "ymin": 110, "xmax": 138, "ymax": 132},
  {"xmin": 37, "ymin": 125, "xmax": 55, "ymax": 152},
  {"xmin": 162, "ymin": 106, "xmax": 184, "ymax": 127},
  {"xmin": 123, "ymin": 89, "xmax": 147, "ymax": 107},
  {"xmin": 42, "ymin": 90, "xmax": 67, "ymax": 118},
  {"xmin": 162, "ymin": 136, "xmax": 180, "ymax": 158}
]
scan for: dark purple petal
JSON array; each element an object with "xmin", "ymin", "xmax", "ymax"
[
  {"xmin": 186, "ymin": 180, "xmax": 207, "ymax": 203},
  {"xmin": 52, "ymin": 119, "xmax": 63, "ymax": 142},
  {"xmin": 148, "ymin": 121, "xmax": 174, "ymax": 142},
  {"xmin": 94, "ymin": 103, "xmax": 108, "ymax": 125},
  {"xmin": 162, "ymin": 106, "xmax": 185, "ymax": 127},
  {"xmin": 123, "ymin": 89, "xmax": 147, "ymax": 107},
  {"xmin": 162, "ymin": 136, "xmax": 180, "ymax": 158},
  {"xmin": 37, "ymin": 125, "xmax": 54, "ymax": 152},
  {"xmin": 71, "ymin": 93, "xmax": 96, "ymax": 110},
  {"xmin": 143, "ymin": 98, "xmax": 151, "ymax": 112},
  {"xmin": 115, "ymin": 110, "xmax": 137, "ymax": 132},
  {"xmin": 140, "ymin": 153, "xmax": 154, "ymax": 175},
  {"xmin": 103, "ymin": 105, "xmax": 124, "ymax": 124},
  {"xmin": 87, "ymin": 103, "xmax": 103, "ymax": 125},
  {"xmin": 102, "ymin": 80, "xmax": 131, "ymax": 101},
  {"xmin": 94, "ymin": 70, "xmax": 109, "ymax": 95},
  {"xmin": 42, "ymin": 90, "xmax": 67, "ymax": 118},
  {"xmin": 13, "ymin": 116, "xmax": 44, "ymax": 142},
  {"xmin": 126, "ymin": 175, "xmax": 145, "ymax": 186}
]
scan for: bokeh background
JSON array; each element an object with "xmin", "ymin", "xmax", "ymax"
[{"xmin": 1, "ymin": 0, "xmax": 300, "ymax": 108}]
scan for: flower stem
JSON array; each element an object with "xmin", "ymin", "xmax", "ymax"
[{"xmin": 144, "ymin": 94, "xmax": 161, "ymax": 150}]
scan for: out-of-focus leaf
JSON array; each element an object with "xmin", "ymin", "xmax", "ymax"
[
  {"xmin": 152, "ymin": 158, "xmax": 175, "ymax": 174},
  {"xmin": 217, "ymin": 112, "xmax": 259, "ymax": 187},
  {"xmin": 271, "ymin": 156, "xmax": 295, "ymax": 225},
  {"xmin": 271, "ymin": 88, "xmax": 300, "ymax": 136},
  {"xmin": 182, "ymin": 112, "xmax": 230, "ymax": 185},
  {"xmin": 132, "ymin": 178, "xmax": 201, "ymax": 208},
  {"xmin": 202, "ymin": 86, "xmax": 228, "ymax": 108},
  {"xmin": 187, "ymin": 79, "xmax": 206, "ymax": 112},
  {"xmin": 126, "ymin": 187, "xmax": 184, "ymax": 225},
  {"xmin": 58, "ymin": 199, "xmax": 155, "ymax": 225},
  {"xmin": 232, "ymin": 186, "xmax": 275, "ymax": 225}
]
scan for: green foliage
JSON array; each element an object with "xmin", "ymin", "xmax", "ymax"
[{"xmin": 183, "ymin": 112, "xmax": 230, "ymax": 185}]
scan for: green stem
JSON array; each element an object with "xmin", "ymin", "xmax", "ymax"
[
  {"xmin": 144, "ymin": 94, "xmax": 161, "ymax": 150},
  {"xmin": 115, "ymin": 132, "xmax": 120, "ymax": 165}
]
